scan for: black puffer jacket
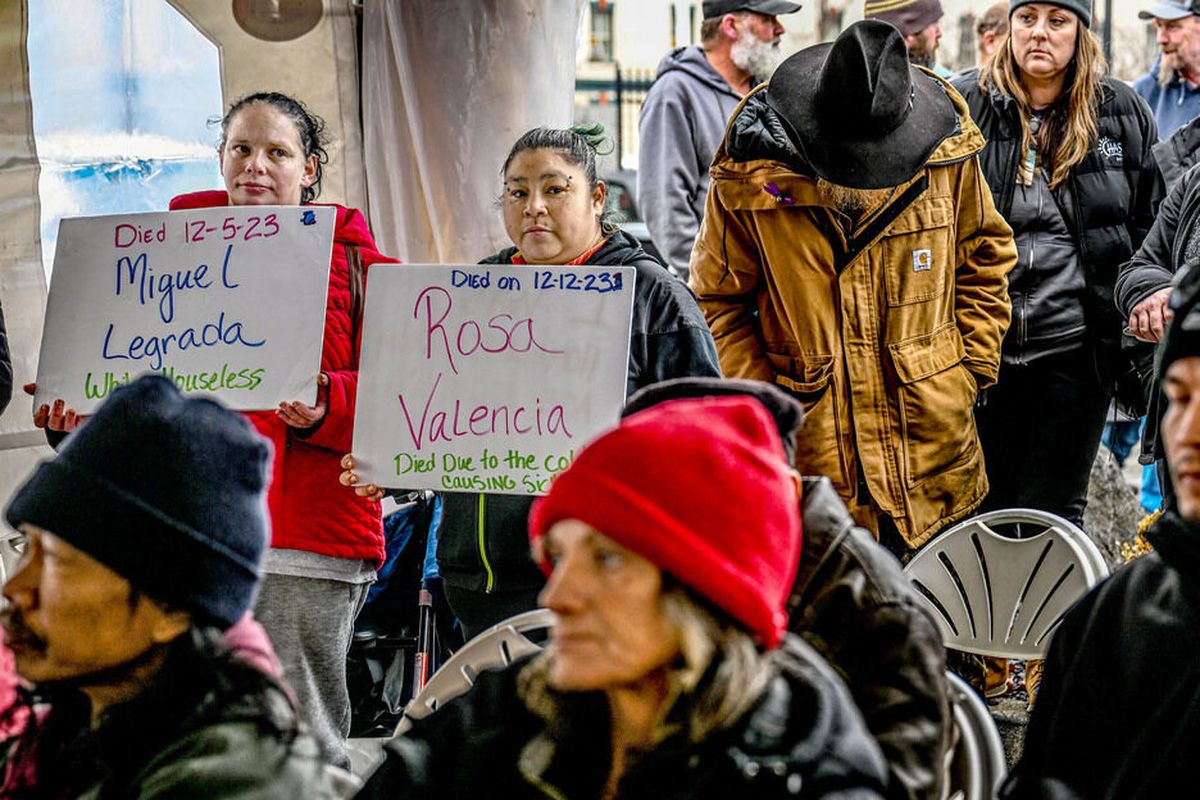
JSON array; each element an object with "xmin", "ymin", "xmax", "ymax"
[
  {"xmin": 1001, "ymin": 512, "xmax": 1200, "ymax": 799},
  {"xmin": 950, "ymin": 70, "xmax": 1160, "ymax": 378},
  {"xmin": 436, "ymin": 231, "xmax": 721, "ymax": 596},
  {"xmin": 790, "ymin": 478, "xmax": 950, "ymax": 800},
  {"xmin": 360, "ymin": 640, "xmax": 889, "ymax": 799}
]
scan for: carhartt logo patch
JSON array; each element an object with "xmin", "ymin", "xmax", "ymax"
[{"xmin": 912, "ymin": 249, "xmax": 932, "ymax": 272}]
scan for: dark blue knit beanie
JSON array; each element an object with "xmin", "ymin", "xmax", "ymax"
[{"xmin": 5, "ymin": 374, "xmax": 271, "ymax": 629}]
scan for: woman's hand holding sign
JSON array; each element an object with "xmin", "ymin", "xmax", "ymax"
[
  {"xmin": 338, "ymin": 453, "xmax": 385, "ymax": 502},
  {"xmin": 26, "ymin": 383, "xmax": 82, "ymax": 434},
  {"xmin": 277, "ymin": 372, "xmax": 328, "ymax": 429}
]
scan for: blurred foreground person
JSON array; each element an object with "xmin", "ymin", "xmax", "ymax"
[
  {"xmin": 0, "ymin": 375, "xmax": 332, "ymax": 798},
  {"xmin": 359, "ymin": 396, "xmax": 888, "ymax": 799},
  {"xmin": 1002, "ymin": 268, "xmax": 1200, "ymax": 798},
  {"xmin": 623, "ymin": 378, "xmax": 950, "ymax": 800}
]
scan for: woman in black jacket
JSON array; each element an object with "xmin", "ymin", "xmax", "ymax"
[
  {"xmin": 343, "ymin": 125, "xmax": 720, "ymax": 640},
  {"xmin": 358, "ymin": 396, "xmax": 887, "ymax": 800},
  {"xmin": 950, "ymin": 0, "xmax": 1159, "ymax": 526}
]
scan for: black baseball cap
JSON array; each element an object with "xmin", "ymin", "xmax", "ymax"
[
  {"xmin": 703, "ymin": 0, "xmax": 802, "ymax": 18},
  {"xmin": 1138, "ymin": 0, "xmax": 1200, "ymax": 20}
]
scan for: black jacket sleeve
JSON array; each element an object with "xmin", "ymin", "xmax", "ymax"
[{"xmin": 1115, "ymin": 162, "xmax": 1200, "ymax": 318}]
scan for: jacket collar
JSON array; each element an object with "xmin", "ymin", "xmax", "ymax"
[
  {"xmin": 515, "ymin": 644, "xmax": 841, "ymax": 796},
  {"xmin": 1146, "ymin": 511, "xmax": 1200, "ymax": 576},
  {"xmin": 793, "ymin": 477, "xmax": 856, "ymax": 599}
]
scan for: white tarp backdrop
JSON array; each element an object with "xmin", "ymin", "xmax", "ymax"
[
  {"xmin": 0, "ymin": 0, "xmax": 590, "ymax": 543},
  {"xmin": 362, "ymin": 0, "xmax": 587, "ymax": 264},
  {"xmin": 0, "ymin": 0, "xmax": 368, "ymax": 538}
]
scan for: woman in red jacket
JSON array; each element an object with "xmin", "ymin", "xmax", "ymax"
[{"xmin": 33, "ymin": 92, "xmax": 391, "ymax": 769}]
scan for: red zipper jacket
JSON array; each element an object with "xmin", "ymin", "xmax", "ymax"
[{"xmin": 170, "ymin": 191, "xmax": 394, "ymax": 564}]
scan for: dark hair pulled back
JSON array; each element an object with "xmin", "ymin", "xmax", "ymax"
[
  {"xmin": 219, "ymin": 92, "xmax": 329, "ymax": 204},
  {"xmin": 501, "ymin": 123, "xmax": 620, "ymax": 237}
]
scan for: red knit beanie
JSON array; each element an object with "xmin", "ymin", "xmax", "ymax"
[{"xmin": 529, "ymin": 396, "xmax": 801, "ymax": 648}]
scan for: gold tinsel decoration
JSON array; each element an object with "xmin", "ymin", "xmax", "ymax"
[{"xmin": 1118, "ymin": 509, "xmax": 1162, "ymax": 563}]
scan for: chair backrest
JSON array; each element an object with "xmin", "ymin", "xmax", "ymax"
[
  {"xmin": 903, "ymin": 509, "xmax": 1109, "ymax": 659},
  {"xmin": 325, "ymin": 764, "xmax": 362, "ymax": 799},
  {"xmin": 944, "ymin": 671, "xmax": 1007, "ymax": 800},
  {"xmin": 395, "ymin": 608, "xmax": 555, "ymax": 734}
]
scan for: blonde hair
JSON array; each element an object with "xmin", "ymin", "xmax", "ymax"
[
  {"xmin": 979, "ymin": 20, "xmax": 1107, "ymax": 188},
  {"xmin": 518, "ymin": 585, "xmax": 775, "ymax": 747}
]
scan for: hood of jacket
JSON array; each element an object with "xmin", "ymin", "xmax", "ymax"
[
  {"xmin": 1155, "ymin": 114, "xmax": 1200, "ymax": 192},
  {"xmin": 655, "ymin": 45, "xmax": 739, "ymax": 98},
  {"xmin": 714, "ymin": 71, "xmax": 984, "ymax": 190},
  {"xmin": 1147, "ymin": 511, "xmax": 1200, "ymax": 582},
  {"xmin": 480, "ymin": 228, "xmax": 661, "ymax": 268},
  {"xmin": 1144, "ymin": 54, "xmax": 1163, "ymax": 85}
]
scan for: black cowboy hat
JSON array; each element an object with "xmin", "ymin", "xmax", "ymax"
[{"xmin": 765, "ymin": 20, "xmax": 957, "ymax": 189}]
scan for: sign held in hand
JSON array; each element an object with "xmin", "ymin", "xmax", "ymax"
[
  {"xmin": 35, "ymin": 205, "xmax": 335, "ymax": 413},
  {"xmin": 353, "ymin": 263, "xmax": 634, "ymax": 495}
]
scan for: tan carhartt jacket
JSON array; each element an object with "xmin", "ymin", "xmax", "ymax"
[{"xmin": 690, "ymin": 78, "xmax": 1016, "ymax": 548}]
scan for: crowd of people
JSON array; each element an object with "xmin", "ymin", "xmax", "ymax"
[{"xmin": 3, "ymin": 0, "xmax": 1200, "ymax": 796}]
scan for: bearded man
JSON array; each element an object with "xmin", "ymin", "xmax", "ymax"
[
  {"xmin": 689, "ymin": 21, "xmax": 1016, "ymax": 555},
  {"xmin": 864, "ymin": 0, "xmax": 950, "ymax": 76},
  {"xmin": 637, "ymin": 0, "xmax": 799, "ymax": 279},
  {"xmin": 1134, "ymin": 0, "xmax": 1200, "ymax": 138}
]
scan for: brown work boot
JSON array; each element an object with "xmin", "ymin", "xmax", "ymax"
[
  {"xmin": 1025, "ymin": 658, "xmax": 1044, "ymax": 711},
  {"xmin": 984, "ymin": 656, "xmax": 1014, "ymax": 699}
]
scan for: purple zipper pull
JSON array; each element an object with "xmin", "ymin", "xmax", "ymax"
[{"xmin": 764, "ymin": 181, "xmax": 795, "ymax": 205}]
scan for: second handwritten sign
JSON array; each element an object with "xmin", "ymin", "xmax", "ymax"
[{"xmin": 353, "ymin": 263, "xmax": 635, "ymax": 494}]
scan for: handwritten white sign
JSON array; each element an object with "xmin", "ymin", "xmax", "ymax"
[
  {"xmin": 353, "ymin": 263, "xmax": 635, "ymax": 494},
  {"xmin": 35, "ymin": 205, "xmax": 335, "ymax": 413}
]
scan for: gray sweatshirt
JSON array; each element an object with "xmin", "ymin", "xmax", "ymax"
[{"xmin": 637, "ymin": 46, "xmax": 741, "ymax": 279}]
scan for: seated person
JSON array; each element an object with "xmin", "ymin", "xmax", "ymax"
[
  {"xmin": 623, "ymin": 377, "xmax": 951, "ymax": 800},
  {"xmin": 1002, "ymin": 269, "xmax": 1200, "ymax": 797},
  {"xmin": 358, "ymin": 396, "xmax": 888, "ymax": 799},
  {"xmin": 0, "ymin": 375, "xmax": 332, "ymax": 798}
]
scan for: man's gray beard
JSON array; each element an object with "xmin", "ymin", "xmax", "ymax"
[
  {"xmin": 731, "ymin": 31, "xmax": 784, "ymax": 83},
  {"xmin": 1160, "ymin": 52, "xmax": 1179, "ymax": 87}
]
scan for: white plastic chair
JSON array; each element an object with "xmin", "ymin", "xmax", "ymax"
[
  {"xmin": 944, "ymin": 671, "xmax": 1007, "ymax": 800},
  {"xmin": 904, "ymin": 509, "xmax": 1109, "ymax": 659},
  {"xmin": 395, "ymin": 608, "xmax": 555, "ymax": 734}
]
